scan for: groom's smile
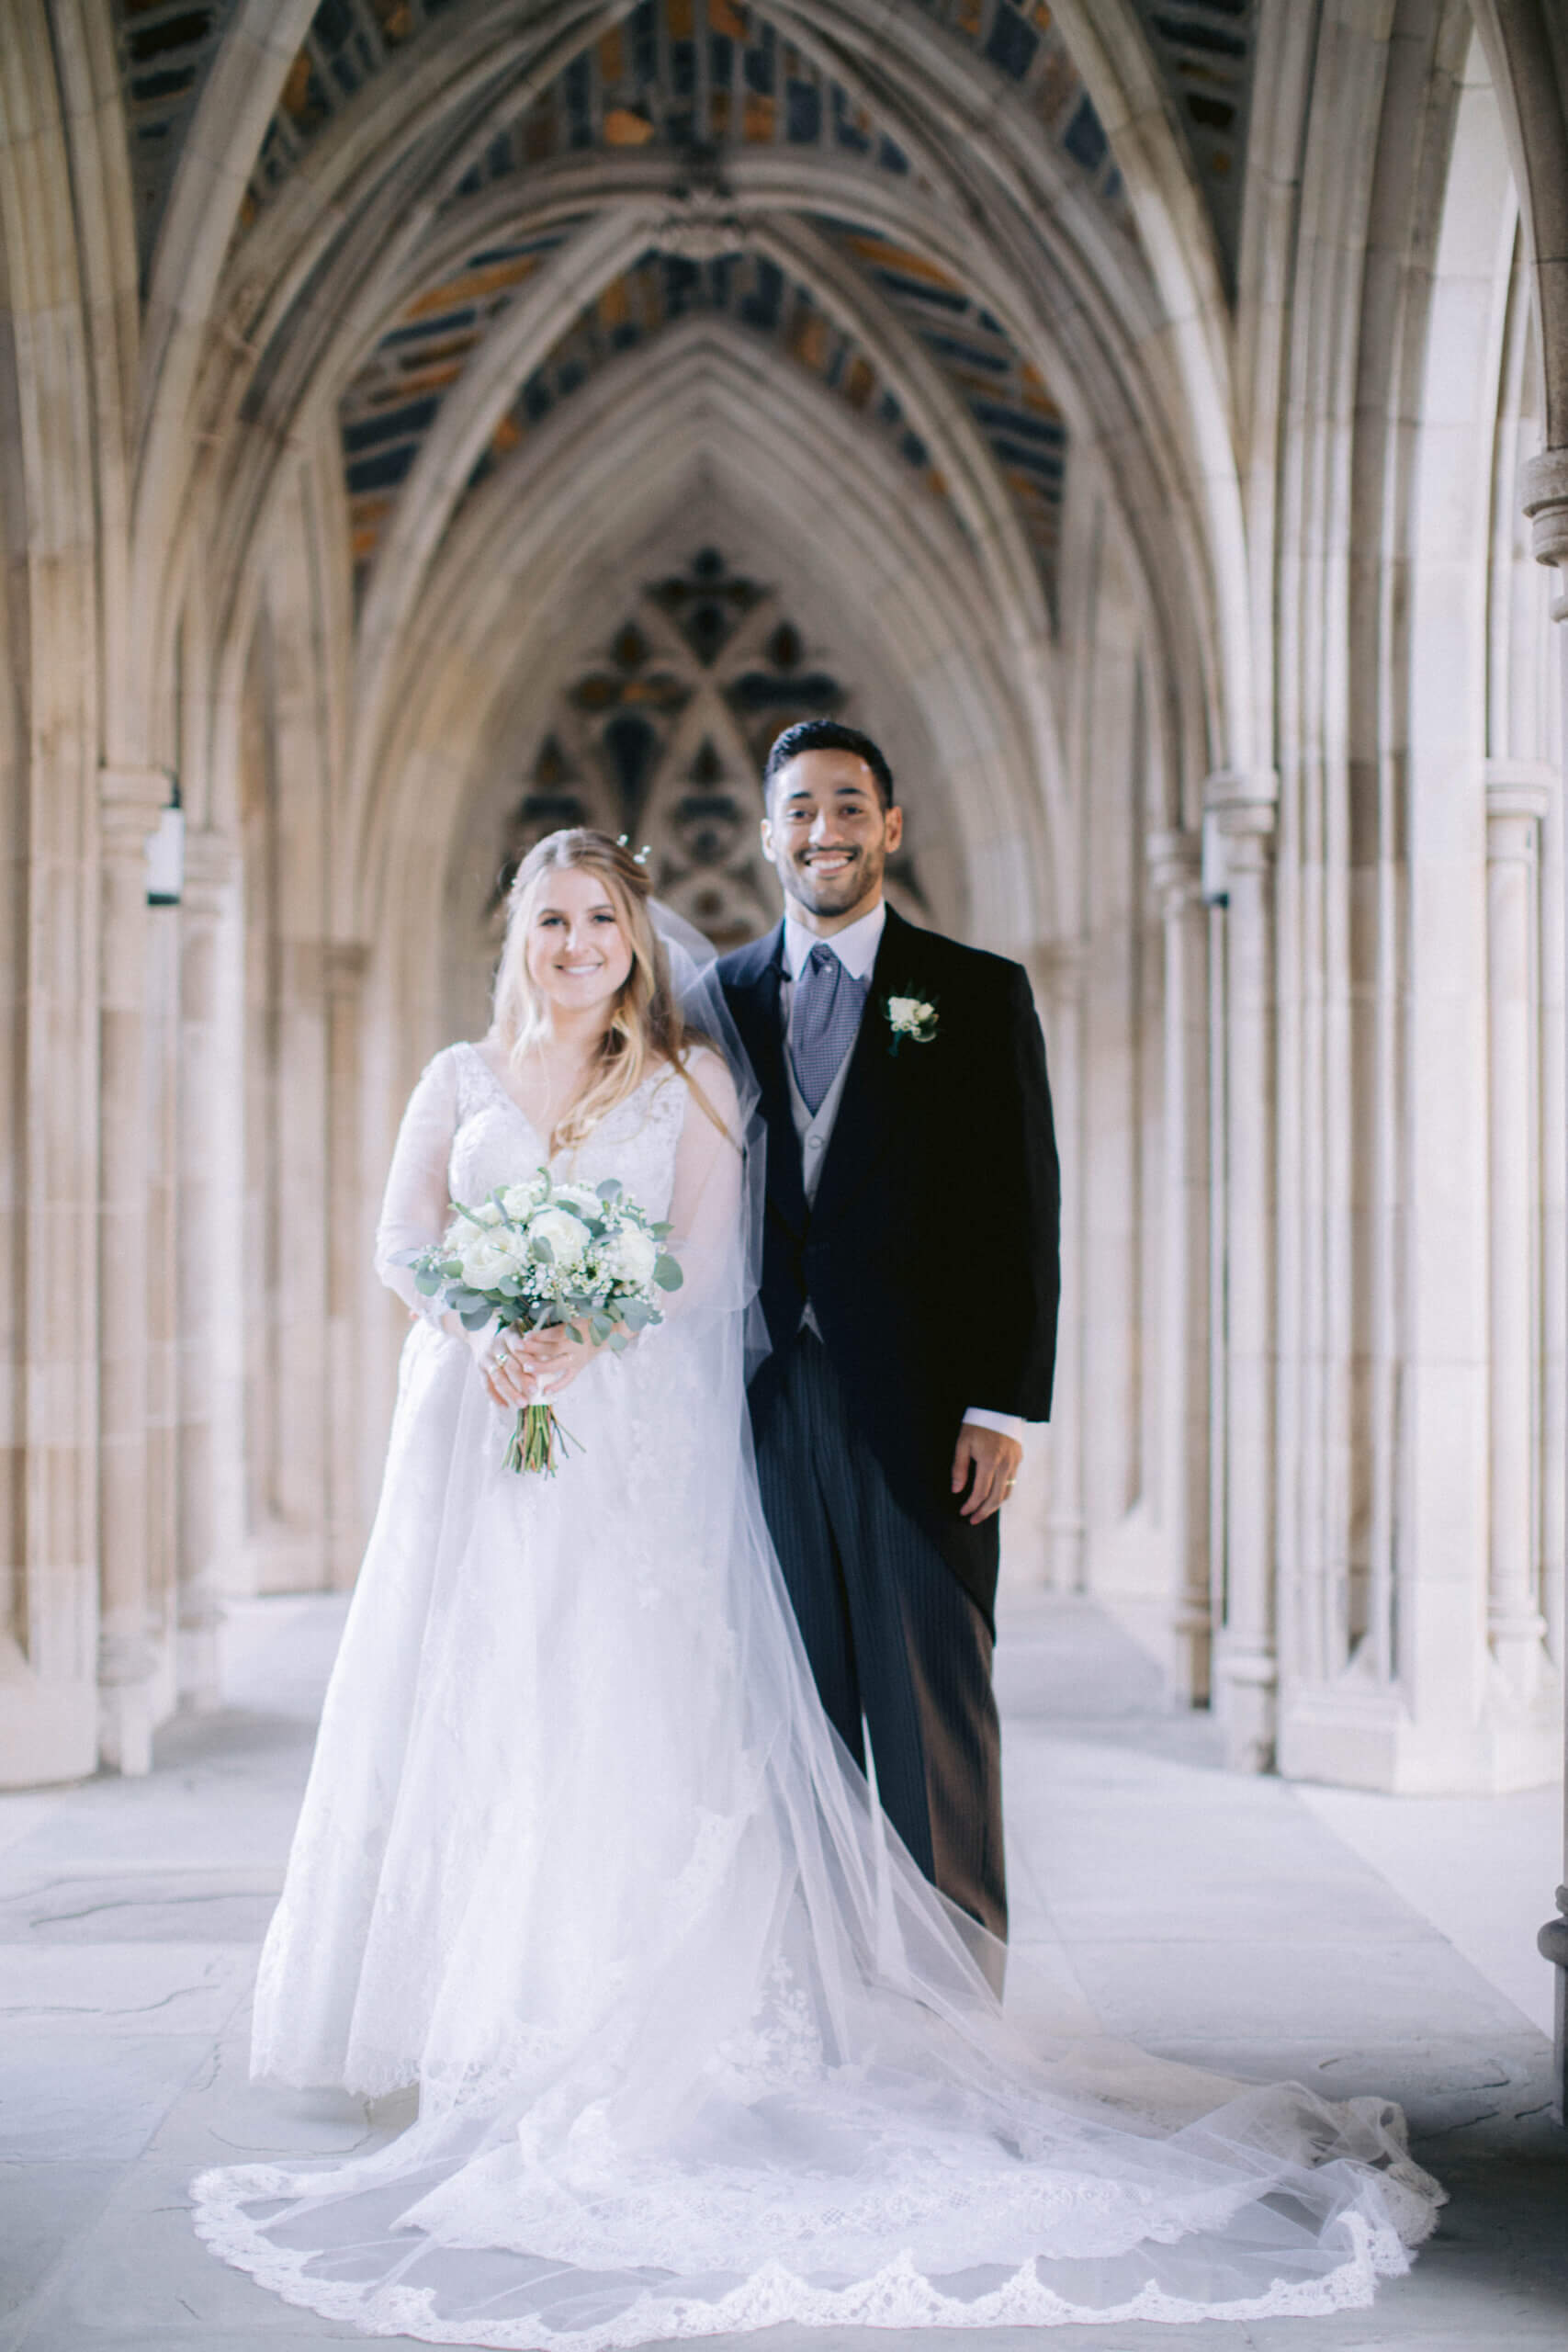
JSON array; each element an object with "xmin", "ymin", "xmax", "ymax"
[{"xmin": 761, "ymin": 746, "xmax": 904, "ymax": 933}]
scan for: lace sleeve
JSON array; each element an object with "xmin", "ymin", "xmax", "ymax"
[{"xmin": 373, "ymin": 1048, "xmax": 458, "ymax": 1323}]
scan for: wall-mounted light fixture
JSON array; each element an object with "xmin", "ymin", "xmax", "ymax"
[{"xmin": 145, "ymin": 775, "xmax": 184, "ymax": 907}]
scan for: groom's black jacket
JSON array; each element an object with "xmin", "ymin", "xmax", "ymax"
[{"xmin": 717, "ymin": 906, "xmax": 1060, "ymax": 1627}]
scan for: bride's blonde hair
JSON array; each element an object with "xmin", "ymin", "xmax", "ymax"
[{"xmin": 491, "ymin": 829, "xmax": 705, "ymax": 1149}]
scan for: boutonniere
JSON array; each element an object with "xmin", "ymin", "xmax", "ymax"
[{"xmin": 885, "ymin": 991, "xmax": 939, "ymax": 1053}]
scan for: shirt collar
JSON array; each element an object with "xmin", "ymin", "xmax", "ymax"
[{"xmin": 782, "ymin": 898, "xmax": 886, "ymax": 983}]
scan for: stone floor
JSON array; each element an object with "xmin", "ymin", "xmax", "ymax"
[{"xmin": 0, "ymin": 1589, "xmax": 1563, "ymax": 2352}]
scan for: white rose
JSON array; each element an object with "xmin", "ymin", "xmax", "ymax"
[
  {"xmin": 610, "ymin": 1225, "xmax": 659, "ymax": 1286},
  {"xmin": 554, "ymin": 1182, "xmax": 601, "ymax": 1216},
  {"xmin": 472, "ymin": 1200, "xmax": 506, "ymax": 1227},
  {"xmin": 887, "ymin": 996, "xmax": 935, "ymax": 1033},
  {"xmin": 458, "ymin": 1234, "xmax": 516, "ymax": 1289},
  {"xmin": 529, "ymin": 1207, "xmax": 591, "ymax": 1265},
  {"xmin": 501, "ymin": 1182, "xmax": 542, "ymax": 1220}
]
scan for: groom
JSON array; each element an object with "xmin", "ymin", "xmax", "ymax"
[{"xmin": 718, "ymin": 720, "xmax": 1060, "ymax": 1945}]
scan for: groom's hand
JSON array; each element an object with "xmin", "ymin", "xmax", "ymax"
[{"xmin": 951, "ymin": 1423, "xmax": 1023, "ymax": 1523}]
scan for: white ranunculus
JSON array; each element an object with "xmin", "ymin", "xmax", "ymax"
[
  {"xmin": 501, "ymin": 1182, "xmax": 543, "ymax": 1220},
  {"xmin": 529, "ymin": 1207, "xmax": 592, "ymax": 1265},
  {"xmin": 610, "ymin": 1225, "xmax": 659, "ymax": 1286},
  {"xmin": 469, "ymin": 1200, "xmax": 505, "ymax": 1227}
]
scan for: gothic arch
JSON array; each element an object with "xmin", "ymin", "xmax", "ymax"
[{"xmin": 351, "ymin": 317, "xmax": 1062, "ymax": 1048}]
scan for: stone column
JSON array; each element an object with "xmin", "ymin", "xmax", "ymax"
[
  {"xmin": 96, "ymin": 767, "xmax": 169, "ymax": 1775},
  {"xmin": 1485, "ymin": 772, "xmax": 1552, "ymax": 1704},
  {"xmin": 1205, "ymin": 775, "xmax": 1279, "ymax": 1770},
  {"xmin": 176, "ymin": 832, "xmax": 242, "ymax": 1708},
  {"xmin": 1147, "ymin": 830, "xmax": 1212, "ymax": 1704},
  {"xmin": 1522, "ymin": 448, "xmax": 1568, "ymax": 2118}
]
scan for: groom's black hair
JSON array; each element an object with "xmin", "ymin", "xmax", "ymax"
[{"xmin": 763, "ymin": 720, "xmax": 896, "ymax": 809}]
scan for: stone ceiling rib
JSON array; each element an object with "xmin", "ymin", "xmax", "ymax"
[
  {"xmin": 342, "ymin": 204, "xmax": 1059, "ymax": 628},
  {"xmin": 345, "ymin": 209, "xmax": 1062, "ymax": 835},
  {"xmin": 1124, "ymin": 0, "xmax": 1258, "ymax": 296},
  {"xmin": 112, "ymin": 0, "xmax": 249, "ymax": 284}
]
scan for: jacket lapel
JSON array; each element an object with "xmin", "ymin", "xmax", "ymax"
[{"xmin": 726, "ymin": 925, "xmax": 807, "ymax": 1234}]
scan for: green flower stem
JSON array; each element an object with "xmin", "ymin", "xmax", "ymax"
[{"xmin": 504, "ymin": 1402, "xmax": 581, "ymax": 1476}]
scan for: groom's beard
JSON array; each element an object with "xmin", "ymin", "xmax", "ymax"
[{"xmin": 784, "ymin": 841, "xmax": 886, "ymax": 921}]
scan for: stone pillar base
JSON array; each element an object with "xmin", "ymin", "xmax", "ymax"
[
  {"xmin": 1215, "ymin": 1645, "xmax": 1277, "ymax": 1772},
  {"xmin": 98, "ymin": 1677, "xmax": 156, "ymax": 1777},
  {"xmin": 1279, "ymin": 1675, "xmax": 1563, "ymax": 1792},
  {"xmin": 177, "ymin": 1609, "xmax": 225, "ymax": 1713},
  {"xmin": 0, "ymin": 1673, "xmax": 98, "ymax": 1787},
  {"xmin": 1169, "ymin": 1607, "xmax": 1213, "ymax": 1709}
]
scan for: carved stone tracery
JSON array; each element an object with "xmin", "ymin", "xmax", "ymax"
[{"xmin": 490, "ymin": 546, "xmax": 925, "ymax": 950}]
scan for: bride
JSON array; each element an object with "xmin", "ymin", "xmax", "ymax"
[{"xmin": 192, "ymin": 829, "xmax": 1441, "ymax": 2343}]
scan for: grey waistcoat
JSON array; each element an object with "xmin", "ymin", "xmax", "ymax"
[{"xmin": 783, "ymin": 995, "xmax": 863, "ymax": 1331}]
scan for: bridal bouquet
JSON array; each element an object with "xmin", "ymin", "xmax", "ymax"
[{"xmin": 399, "ymin": 1173, "xmax": 682, "ymax": 1475}]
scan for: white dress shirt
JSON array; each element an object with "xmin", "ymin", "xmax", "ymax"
[{"xmin": 781, "ymin": 900, "xmax": 1030, "ymax": 1442}]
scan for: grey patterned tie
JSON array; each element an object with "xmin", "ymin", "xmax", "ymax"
[{"xmin": 789, "ymin": 943, "xmax": 866, "ymax": 1114}]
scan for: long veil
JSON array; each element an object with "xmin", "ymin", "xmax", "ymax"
[{"xmin": 191, "ymin": 906, "xmax": 1442, "ymax": 2345}]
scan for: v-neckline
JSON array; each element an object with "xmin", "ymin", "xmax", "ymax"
[
  {"xmin": 460, "ymin": 1040, "xmax": 668, "ymax": 1164},
  {"xmin": 460, "ymin": 1041, "xmax": 550, "ymax": 1159}
]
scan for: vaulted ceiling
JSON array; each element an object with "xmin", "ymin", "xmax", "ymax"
[{"xmin": 115, "ymin": 0, "xmax": 1258, "ymax": 673}]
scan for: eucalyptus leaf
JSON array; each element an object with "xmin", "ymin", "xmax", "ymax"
[
  {"xmin": 654, "ymin": 1257, "xmax": 684, "ymax": 1291},
  {"xmin": 459, "ymin": 1303, "xmax": 493, "ymax": 1331}
]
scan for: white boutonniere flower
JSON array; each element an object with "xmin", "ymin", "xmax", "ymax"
[{"xmin": 886, "ymin": 993, "xmax": 939, "ymax": 1053}]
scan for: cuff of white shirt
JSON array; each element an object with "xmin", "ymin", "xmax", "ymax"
[{"xmin": 961, "ymin": 1408, "xmax": 1029, "ymax": 1441}]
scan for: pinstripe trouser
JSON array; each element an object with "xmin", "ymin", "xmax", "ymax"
[{"xmin": 752, "ymin": 1331, "xmax": 1007, "ymax": 1943}]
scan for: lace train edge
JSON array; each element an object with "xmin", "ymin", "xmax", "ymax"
[{"xmin": 188, "ymin": 2167, "xmax": 1421, "ymax": 2346}]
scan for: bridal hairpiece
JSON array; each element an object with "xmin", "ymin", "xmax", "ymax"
[{"xmin": 615, "ymin": 835, "xmax": 654, "ymax": 867}]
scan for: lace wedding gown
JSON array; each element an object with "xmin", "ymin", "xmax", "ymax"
[{"xmin": 192, "ymin": 1039, "xmax": 1441, "ymax": 2344}]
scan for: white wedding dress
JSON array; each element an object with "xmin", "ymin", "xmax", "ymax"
[{"xmin": 192, "ymin": 1037, "xmax": 1442, "ymax": 2344}]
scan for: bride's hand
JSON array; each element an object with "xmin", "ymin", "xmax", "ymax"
[
  {"xmin": 515, "ymin": 1321, "xmax": 604, "ymax": 1398},
  {"xmin": 466, "ymin": 1325, "xmax": 538, "ymax": 1410}
]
